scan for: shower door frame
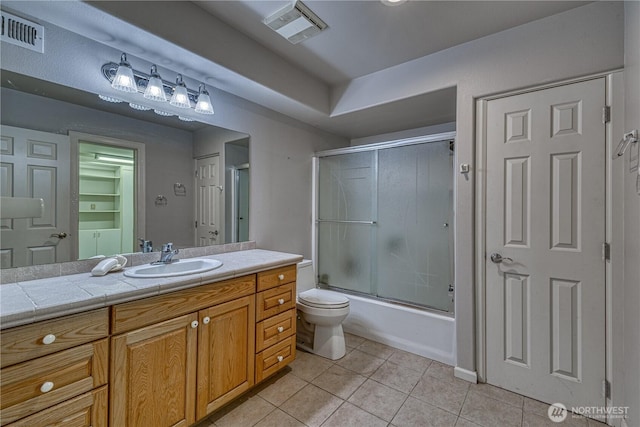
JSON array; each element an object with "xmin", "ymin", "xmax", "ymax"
[{"xmin": 312, "ymin": 131, "xmax": 457, "ymax": 313}]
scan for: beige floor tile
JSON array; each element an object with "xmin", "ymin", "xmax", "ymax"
[
  {"xmin": 411, "ymin": 375, "xmax": 468, "ymax": 415},
  {"xmin": 337, "ymin": 349, "xmax": 386, "ymax": 376},
  {"xmin": 288, "ymin": 350, "xmax": 334, "ymax": 382},
  {"xmin": 357, "ymin": 339, "xmax": 396, "ymax": 359},
  {"xmin": 311, "ymin": 364, "xmax": 367, "ymax": 399},
  {"xmin": 424, "ymin": 361, "xmax": 472, "ymax": 391},
  {"xmin": 455, "ymin": 417, "xmax": 483, "ymax": 427},
  {"xmin": 468, "ymin": 383, "xmax": 524, "ymax": 408},
  {"xmin": 344, "ymin": 332, "xmax": 366, "ymax": 349},
  {"xmin": 347, "ymin": 378, "xmax": 408, "ymax": 422},
  {"xmin": 322, "ymin": 401, "xmax": 388, "ymax": 427},
  {"xmin": 370, "ymin": 360, "xmax": 423, "ymax": 394},
  {"xmin": 391, "ymin": 396, "xmax": 458, "ymax": 427},
  {"xmin": 210, "ymin": 395, "xmax": 275, "ymax": 427},
  {"xmin": 586, "ymin": 417, "xmax": 608, "ymax": 426},
  {"xmin": 279, "ymin": 383, "xmax": 343, "ymax": 427},
  {"xmin": 460, "ymin": 392, "xmax": 523, "ymax": 427},
  {"xmin": 387, "ymin": 349, "xmax": 433, "ymax": 374},
  {"xmin": 523, "ymin": 411, "xmax": 589, "ymax": 427},
  {"xmin": 257, "ymin": 372, "xmax": 309, "ymax": 406},
  {"xmin": 253, "ymin": 408, "xmax": 306, "ymax": 427},
  {"xmin": 523, "ymin": 397, "xmax": 551, "ymax": 417}
]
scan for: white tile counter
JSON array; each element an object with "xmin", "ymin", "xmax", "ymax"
[{"xmin": 0, "ymin": 249, "xmax": 302, "ymax": 329}]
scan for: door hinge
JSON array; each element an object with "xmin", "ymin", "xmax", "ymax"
[
  {"xmin": 195, "ymin": 170, "xmax": 199, "ymax": 177},
  {"xmin": 603, "ymin": 242, "xmax": 611, "ymax": 261},
  {"xmin": 602, "ymin": 106, "xmax": 611, "ymax": 124},
  {"xmin": 603, "ymin": 379, "xmax": 611, "ymax": 399},
  {"xmin": 195, "ymin": 220, "xmax": 198, "ymax": 228}
]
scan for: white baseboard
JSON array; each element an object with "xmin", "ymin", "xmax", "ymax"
[{"xmin": 454, "ymin": 366, "xmax": 478, "ymax": 383}]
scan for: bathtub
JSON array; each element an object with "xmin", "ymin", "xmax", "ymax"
[{"xmin": 339, "ymin": 292, "xmax": 456, "ymax": 365}]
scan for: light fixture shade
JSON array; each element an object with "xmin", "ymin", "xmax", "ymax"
[
  {"xmin": 195, "ymin": 84, "xmax": 215, "ymax": 114},
  {"xmin": 170, "ymin": 75, "xmax": 191, "ymax": 108},
  {"xmin": 143, "ymin": 65, "xmax": 167, "ymax": 102},
  {"xmin": 111, "ymin": 53, "xmax": 138, "ymax": 93}
]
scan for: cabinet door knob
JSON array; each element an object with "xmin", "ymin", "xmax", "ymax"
[
  {"xmin": 203, "ymin": 317, "xmax": 211, "ymax": 324},
  {"xmin": 278, "ymin": 298, "xmax": 285, "ymax": 305},
  {"xmin": 277, "ymin": 326, "xmax": 284, "ymax": 333},
  {"xmin": 278, "ymin": 274, "xmax": 285, "ymax": 280},
  {"xmin": 40, "ymin": 381, "xmax": 54, "ymax": 393},
  {"xmin": 42, "ymin": 334, "xmax": 56, "ymax": 345},
  {"xmin": 191, "ymin": 320, "xmax": 199, "ymax": 329},
  {"xmin": 277, "ymin": 355, "xmax": 284, "ymax": 363}
]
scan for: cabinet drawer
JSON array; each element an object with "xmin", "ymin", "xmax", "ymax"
[
  {"xmin": 1, "ymin": 308, "xmax": 109, "ymax": 369},
  {"xmin": 256, "ymin": 283, "xmax": 295, "ymax": 322},
  {"xmin": 6, "ymin": 386, "xmax": 108, "ymax": 427},
  {"xmin": 256, "ymin": 309, "xmax": 296, "ymax": 353},
  {"xmin": 257, "ymin": 265, "xmax": 296, "ymax": 292},
  {"xmin": 255, "ymin": 335, "xmax": 296, "ymax": 383},
  {"xmin": 0, "ymin": 338, "xmax": 108, "ymax": 426}
]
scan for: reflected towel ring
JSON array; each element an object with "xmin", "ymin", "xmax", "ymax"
[
  {"xmin": 614, "ymin": 130, "xmax": 638, "ymax": 158},
  {"xmin": 155, "ymin": 195, "xmax": 168, "ymax": 206}
]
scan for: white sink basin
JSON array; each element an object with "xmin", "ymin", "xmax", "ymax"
[{"xmin": 123, "ymin": 258, "xmax": 223, "ymax": 278}]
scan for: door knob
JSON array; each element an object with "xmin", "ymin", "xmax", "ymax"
[
  {"xmin": 490, "ymin": 253, "xmax": 513, "ymax": 264},
  {"xmin": 209, "ymin": 230, "xmax": 219, "ymax": 236},
  {"xmin": 51, "ymin": 232, "xmax": 68, "ymax": 239}
]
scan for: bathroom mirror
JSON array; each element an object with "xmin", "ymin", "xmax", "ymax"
[{"xmin": 0, "ymin": 70, "xmax": 250, "ymax": 268}]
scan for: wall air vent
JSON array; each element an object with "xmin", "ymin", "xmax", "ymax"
[
  {"xmin": 1, "ymin": 10, "xmax": 44, "ymax": 53},
  {"xmin": 263, "ymin": 0, "xmax": 327, "ymax": 44}
]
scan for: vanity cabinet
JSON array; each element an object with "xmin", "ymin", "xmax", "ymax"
[
  {"xmin": 0, "ymin": 308, "xmax": 109, "ymax": 426},
  {"xmin": 255, "ymin": 265, "xmax": 297, "ymax": 382},
  {"xmin": 109, "ymin": 275, "xmax": 257, "ymax": 427}
]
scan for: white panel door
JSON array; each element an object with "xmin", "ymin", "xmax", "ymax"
[
  {"xmin": 195, "ymin": 156, "xmax": 221, "ymax": 246},
  {"xmin": 485, "ymin": 78, "xmax": 606, "ymax": 409},
  {"xmin": 0, "ymin": 125, "xmax": 71, "ymax": 267}
]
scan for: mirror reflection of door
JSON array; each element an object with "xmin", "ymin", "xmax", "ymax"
[
  {"xmin": 195, "ymin": 155, "xmax": 221, "ymax": 246},
  {"xmin": 77, "ymin": 142, "xmax": 135, "ymax": 259},
  {"xmin": 0, "ymin": 125, "xmax": 71, "ymax": 267},
  {"xmin": 234, "ymin": 165, "xmax": 250, "ymax": 243}
]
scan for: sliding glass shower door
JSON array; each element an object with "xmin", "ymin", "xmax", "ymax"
[{"xmin": 316, "ymin": 135, "xmax": 454, "ymax": 312}]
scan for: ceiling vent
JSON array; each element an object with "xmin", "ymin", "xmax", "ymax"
[
  {"xmin": 1, "ymin": 10, "xmax": 44, "ymax": 53},
  {"xmin": 263, "ymin": 0, "xmax": 327, "ymax": 44}
]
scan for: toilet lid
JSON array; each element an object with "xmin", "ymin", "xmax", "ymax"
[{"xmin": 298, "ymin": 289, "xmax": 349, "ymax": 309}]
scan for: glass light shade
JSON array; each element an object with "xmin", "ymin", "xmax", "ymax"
[
  {"xmin": 111, "ymin": 53, "xmax": 138, "ymax": 93},
  {"xmin": 178, "ymin": 116, "xmax": 194, "ymax": 122},
  {"xmin": 129, "ymin": 103, "xmax": 151, "ymax": 111},
  {"xmin": 195, "ymin": 85, "xmax": 214, "ymax": 114},
  {"xmin": 143, "ymin": 65, "xmax": 167, "ymax": 102},
  {"xmin": 170, "ymin": 75, "xmax": 191, "ymax": 108},
  {"xmin": 154, "ymin": 109, "xmax": 173, "ymax": 116},
  {"xmin": 98, "ymin": 94, "xmax": 123, "ymax": 103}
]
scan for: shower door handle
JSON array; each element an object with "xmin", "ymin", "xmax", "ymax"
[{"xmin": 490, "ymin": 253, "xmax": 513, "ymax": 264}]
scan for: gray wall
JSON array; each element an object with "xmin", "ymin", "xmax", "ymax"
[
  {"xmin": 0, "ymin": 87, "xmax": 196, "ymax": 249},
  {"xmin": 623, "ymin": 2, "xmax": 640, "ymax": 426}
]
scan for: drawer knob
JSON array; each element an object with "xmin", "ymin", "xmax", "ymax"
[
  {"xmin": 42, "ymin": 334, "xmax": 56, "ymax": 345},
  {"xmin": 277, "ymin": 355, "xmax": 284, "ymax": 363},
  {"xmin": 278, "ymin": 274, "xmax": 285, "ymax": 281},
  {"xmin": 278, "ymin": 298, "xmax": 285, "ymax": 305},
  {"xmin": 203, "ymin": 316, "xmax": 211, "ymax": 325},
  {"xmin": 40, "ymin": 381, "xmax": 54, "ymax": 393},
  {"xmin": 277, "ymin": 326, "xmax": 284, "ymax": 333},
  {"xmin": 191, "ymin": 320, "xmax": 199, "ymax": 329}
]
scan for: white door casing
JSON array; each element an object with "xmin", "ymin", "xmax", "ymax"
[
  {"xmin": 0, "ymin": 125, "xmax": 71, "ymax": 267},
  {"xmin": 484, "ymin": 78, "xmax": 606, "ymax": 408},
  {"xmin": 195, "ymin": 155, "xmax": 221, "ymax": 246}
]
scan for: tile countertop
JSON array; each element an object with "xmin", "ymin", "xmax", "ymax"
[{"xmin": 0, "ymin": 249, "xmax": 303, "ymax": 330}]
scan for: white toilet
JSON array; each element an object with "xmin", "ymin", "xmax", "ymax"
[{"xmin": 296, "ymin": 260, "xmax": 350, "ymax": 360}]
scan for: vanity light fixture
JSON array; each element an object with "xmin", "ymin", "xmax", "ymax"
[
  {"xmin": 111, "ymin": 53, "xmax": 138, "ymax": 93},
  {"xmin": 101, "ymin": 53, "xmax": 215, "ymax": 117},
  {"xmin": 95, "ymin": 154, "xmax": 134, "ymax": 164},
  {"xmin": 144, "ymin": 65, "xmax": 167, "ymax": 102},
  {"xmin": 170, "ymin": 75, "xmax": 191, "ymax": 108},
  {"xmin": 195, "ymin": 84, "xmax": 215, "ymax": 115}
]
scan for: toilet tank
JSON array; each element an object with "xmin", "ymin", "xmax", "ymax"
[{"xmin": 297, "ymin": 260, "xmax": 316, "ymax": 293}]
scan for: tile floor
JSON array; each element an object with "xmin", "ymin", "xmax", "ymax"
[{"xmin": 195, "ymin": 333, "xmax": 608, "ymax": 427}]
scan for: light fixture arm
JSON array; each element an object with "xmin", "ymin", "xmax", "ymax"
[{"xmin": 101, "ymin": 62, "xmax": 200, "ymax": 104}]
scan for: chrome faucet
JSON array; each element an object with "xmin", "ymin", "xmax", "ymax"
[
  {"xmin": 138, "ymin": 238, "xmax": 153, "ymax": 253},
  {"xmin": 157, "ymin": 242, "xmax": 179, "ymax": 264}
]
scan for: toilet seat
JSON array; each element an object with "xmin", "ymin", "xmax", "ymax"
[{"xmin": 298, "ymin": 289, "xmax": 349, "ymax": 309}]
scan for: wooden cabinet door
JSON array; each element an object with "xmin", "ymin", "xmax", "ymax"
[
  {"xmin": 111, "ymin": 313, "xmax": 198, "ymax": 427},
  {"xmin": 196, "ymin": 295, "xmax": 255, "ymax": 419}
]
